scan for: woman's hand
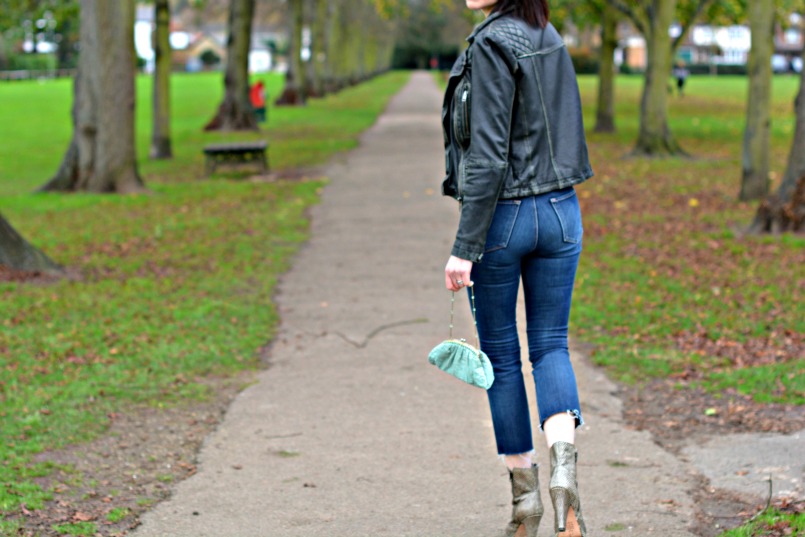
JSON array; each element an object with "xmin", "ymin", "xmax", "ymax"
[{"xmin": 444, "ymin": 255, "xmax": 474, "ymax": 292}]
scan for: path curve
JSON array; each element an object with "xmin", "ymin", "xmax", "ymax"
[{"xmin": 132, "ymin": 72, "xmax": 801, "ymax": 537}]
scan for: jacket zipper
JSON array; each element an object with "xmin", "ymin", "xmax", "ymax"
[
  {"xmin": 457, "ymin": 157, "xmax": 465, "ymax": 202},
  {"xmin": 454, "ymin": 86, "xmax": 469, "ymax": 203},
  {"xmin": 452, "ymin": 86, "xmax": 470, "ymax": 147},
  {"xmin": 460, "ymin": 88, "xmax": 470, "ymax": 141}
]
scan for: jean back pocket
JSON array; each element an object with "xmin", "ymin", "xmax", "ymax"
[
  {"xmin": 549, "ymin": 189, "xmax": 583, "ymax": 244},
  {"xmin": 484, "ymin": 200, "xmax": 521, "ymax": 253}
]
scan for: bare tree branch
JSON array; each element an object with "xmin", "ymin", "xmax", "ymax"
[
  {"xmin": 672, "ymin": 0, "xmax": 717, "ymax": 52},
  {"xmin": 606, "ymin": 0, "xmax": 648, "ymax": 37},
  {"xmin": 645, "ymin": 1, "xmax": 655, "ymax": 29}
]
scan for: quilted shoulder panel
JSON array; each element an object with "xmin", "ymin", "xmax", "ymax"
[{"xmin": 485, "ymin": 18, "xmax": 535, "ymax": 57}]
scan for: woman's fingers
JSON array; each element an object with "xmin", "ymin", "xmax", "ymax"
[
  {"xmin": 444, "ymin": 256, "xmax": 474, "ymax": 291},
  {"xmin": 445, "ymin": 273, "xmax": 466, "ymax": 292}
]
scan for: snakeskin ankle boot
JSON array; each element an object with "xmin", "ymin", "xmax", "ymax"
[
  {"xmin": 549, "ymin": 442, "xmax": 588, "ymax": 537},
  {"xmin": 504, "ymin": 464, "xmax": 543, "ymax": 537}
]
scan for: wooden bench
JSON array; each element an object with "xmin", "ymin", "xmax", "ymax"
[{"xmin": 203, "ymin": 141, "xmax": 269, "ymax": 176}]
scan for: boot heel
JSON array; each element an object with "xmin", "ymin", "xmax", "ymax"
[
  {"xmin": 522, "ymin": 515, "xmax": 541, "ymax": 537},
  {"xmin": 549, "ymin": 442, "xmax": 587, "ymax": 537},
  {"xmin": 550, "ymin": 488, "xmax": 569, "ymax": 532},
  {"xmin": 562, "ymin": 507, "xmax": 582, "ymax": 537}
]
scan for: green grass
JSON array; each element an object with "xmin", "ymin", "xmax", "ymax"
[
  {"xmin": 718, "ymin": 508, "xmax": 804, "ymax": 536},
  {"xmin": 577, "ymin": 74, "xmax": 800, "ymax": 148},
  {"xmin": 0, "ymin": 70, "xmax": 410, "ymax": 523},
  {"xmin": 571, "ymin": 73, "xmax": 804, "ymax": 404},
  {"xmin": 0, "ymin": 71, "xmax": 409, "ymax": 196},
  {"xmin": 0, "ymin": 520, "xmax": 21, "ymax": 536},
  {"xmin": 105, "ymin": 507, "xmax": 130, "ymax": 523},
  {"xmin": 51, "ymin": 521, "xmax": 97, "ymax": 536}
]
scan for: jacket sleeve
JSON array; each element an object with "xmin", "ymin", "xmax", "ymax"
[{"xmin": 451, "ymin": 33, "xmax": 517, "ymax": 262}]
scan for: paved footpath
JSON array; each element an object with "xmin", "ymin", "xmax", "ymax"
[{"xmin": 133, "ymin": 72, "xmax": 802, "ymax": 537}]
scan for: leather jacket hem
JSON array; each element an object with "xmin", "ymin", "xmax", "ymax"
[{"xmin": 450, "ymin": 242, "xmax": 484, "ymax": 263}]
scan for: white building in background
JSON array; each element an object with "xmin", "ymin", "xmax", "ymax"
[
  {"xmin": 617, "ymin": 20, "xmax": 802, "ymax": 73},
  {"xmin": 134, "ymin": 5, "xmax": 277, "ymax": 73},
  {"xmin": 249, "ymin": 42, "xmax": 273, "ymax": 73},
  {"xmin": 134, "ymin": 6, "xmax": 156, "ymax": 72},
  {"xmin": 684, "ymin": 25, "xmax": 751, "ymax": 65}
]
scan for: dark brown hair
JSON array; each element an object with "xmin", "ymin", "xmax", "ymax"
[{"xmin": 492, "ymin": 0, "xmax": 550, "ymax": 28}]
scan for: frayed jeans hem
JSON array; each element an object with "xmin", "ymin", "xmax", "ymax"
[{"xmin": 538, "ymin": 408, "xmax": 583, "ymax": 432}]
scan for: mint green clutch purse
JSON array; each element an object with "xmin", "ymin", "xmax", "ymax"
[{"xmin": 428, "ymin": 288, "xmax": 494, "ymax": 390}]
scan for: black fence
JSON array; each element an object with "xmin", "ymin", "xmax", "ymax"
[{"xmin": 0, "ymin": 69, "xmax": 77, "ymax": 81}]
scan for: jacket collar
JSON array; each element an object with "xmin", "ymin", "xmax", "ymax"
[{"xmin": 466, "ymin": 10, "xmax": 508, "ymax": 43}]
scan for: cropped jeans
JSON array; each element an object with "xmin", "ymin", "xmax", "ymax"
[{"xmin": 470, "ymin": 187, "xmax": 584, "ymax": 455}]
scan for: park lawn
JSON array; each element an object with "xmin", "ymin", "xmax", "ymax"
[
  {"xmin": 575, "ymin": 75, "xmax": 805, "ymax": 536},
  {"xmin": 0, "ymin": 70, "xmax": 411, "ymax": 529},
  {"xmin": 573, "ymin": 74, "xmax": 804, "ymax": 405},
  {"xmin": 0, "ymin": 72, "xmax": 405, "ymax": 196}
]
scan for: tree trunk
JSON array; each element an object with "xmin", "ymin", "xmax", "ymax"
[
  {"xmin": 40, "ymin": 0, "xmax": 145, "ymax": 193},
  {"xmin": 343, "ymin": 3, "xmax": 363, "ymax": 86},
  {"xmin": 150, "ymin": 0, "xmax": 173, "ymax": 159},
  {"xmin": 302, "ymin": 0, "xmax": 317, "ymax": 97},
  {"xmin": 204, "ymin": 0, "xmax": 258, "ymax": 129},
  {"xmin": 595, "ymin": 4, "xmax": 618, "ymax": 133},
  {"xmin": 308, "ymin": 0, "xmax": 330, "ymax": 97},
  {"xmin": 739, "ymin": 0, "xmax": 774, "ymax": 201},
  {"xmin": 275, "ymin": 0, "xmax": 307, "ymax": 106},
  {"xmin": 326, "ymin": 0, "xmax": 346, "ymax": 93},
  {"xmin": 0, "ymin": 34, "xmax": 7, "ymax": 70},
  {"xmin": 751, "ymin": 176, "xmax": 805, "ymax": 233},
  {"xmin": 0, "ymin": 213, "xmax": 63, "ymax": 274},
  {"xmin": 633, "ymin": 0, "xmax": 683, "ymax": 156},
  {"xmin": 353, "ymin": 2, "xmax": 368, "ymax": 83},
  {"xmin": 779, "ymin": 49, "xmax": 805, "ymax": 203},
  {"xmin": 751, "ymin": 45, "xmax": 805, "ymax": 233},
  {"xmin": 323, "ymin": 0, "xmax": 340, "ymax": 93}
]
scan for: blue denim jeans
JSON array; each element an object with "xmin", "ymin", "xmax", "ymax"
[{"xmin": 470, "ymin": 187, "xmax": 583, "ymax": 455}]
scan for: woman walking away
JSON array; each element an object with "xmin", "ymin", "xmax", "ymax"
[{"xmin": 440, "ymin": 1, "xmax": 593, "ymax": 536}]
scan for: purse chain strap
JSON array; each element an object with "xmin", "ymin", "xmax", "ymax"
[{"xmin": 449, "ymin": 287, "xmax": 480, "ymax": 349}]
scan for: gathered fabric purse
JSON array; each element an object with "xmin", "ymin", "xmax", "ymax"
[{"xmin": 428, "ymin": 287, "xmax": 494, "ymax": 390}]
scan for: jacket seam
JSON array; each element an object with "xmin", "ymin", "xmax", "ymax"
[
  {"xmin": 518, "ymin": 86, "xmax": 532, "ymax": 158},
  {"xmin": 517, "ymin": 43, "xmax": 565, "ymax": 59},
  {"xmin": 465, "ymin": 159, "xmax": 508, "ymax": 169},
  {"xmin": 499, "ymin": 173, "xmax": 591, "ymax": 199},
  {"xmin": 530, "ymin": 61, "xmax": 562, "ymax": 180},
  {"xmin": 458, "ymin": 156, "xmax": 466, "ymax": 201}
]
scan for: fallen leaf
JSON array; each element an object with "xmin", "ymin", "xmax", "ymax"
[{"xmin": 73, "ymin": 511, "xmax": 95, "ymax": 522}]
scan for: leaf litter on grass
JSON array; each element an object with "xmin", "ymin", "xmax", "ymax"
[
  {"xmin": 574, "ymin": 139, "xmax": 804, "ymax": 404},
  {"xmin": 573, "ymin": 126, "xmax": 804, "ymax": 536}
]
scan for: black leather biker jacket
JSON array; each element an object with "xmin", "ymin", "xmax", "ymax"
[{"xmin": 441, "ymin": 11, "xmax": 593, "ymax": 262}]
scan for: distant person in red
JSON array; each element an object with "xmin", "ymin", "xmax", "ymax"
[{"xmin": 250, "ymin": 80, "xmax": 266, "ymax": 123}]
